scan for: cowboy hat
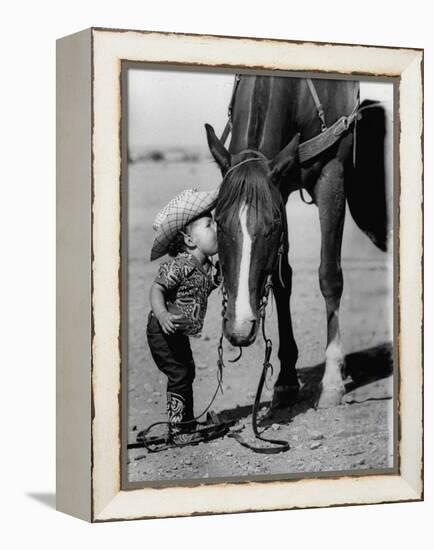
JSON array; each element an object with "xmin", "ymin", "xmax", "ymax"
[{"xmin": 150, "ymin": 188, "xmax": 218, "ymax": 261}]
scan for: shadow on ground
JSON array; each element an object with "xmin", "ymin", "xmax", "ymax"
[{"xmin": 218, "ymin": 342, "xmax": 393, "ymax": 428}]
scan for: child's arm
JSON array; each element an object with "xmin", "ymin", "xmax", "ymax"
[{"xmin": 149, "ymin": 282, "xmax": 180, "ymax": 335}]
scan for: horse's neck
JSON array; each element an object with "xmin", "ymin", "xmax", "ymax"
[{"xmin": 230, "ymin": 76, "xmax": 298, "ymax": 158}]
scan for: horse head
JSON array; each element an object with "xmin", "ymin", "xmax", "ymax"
[{"xmin": 205, "ymin": 123, "xmax": 300, "ymax": 346}]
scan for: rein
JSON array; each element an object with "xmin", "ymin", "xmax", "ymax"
[{"xmin": 218, "ymin": 263, "xmax": 290, "ymax": 454}]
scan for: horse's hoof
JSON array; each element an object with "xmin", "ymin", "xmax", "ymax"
[
  {"xmin": 316, "ymin": 386, "xmax": 345, "ymax": 409},
  {"xmin": 271, "ymin": 384, "xmax": 300, "ymax": 409}
]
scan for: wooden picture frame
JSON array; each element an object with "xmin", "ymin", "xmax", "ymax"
[{"xmin": 56, "ymin": 27, "xmax": 423, "ymax": 522}]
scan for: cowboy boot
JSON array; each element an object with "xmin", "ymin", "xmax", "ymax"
[
  {"xmin": 167, "ymin": 390, "xmax": 197, "ymax": 431},
  {"xmin": 167, "ymin": 391, "xmax": 201, "ymax": 445},
  {"xmin": 182, "ymin": 387, "xmax": 196, "ymax": 430},
  {"xmin": 167, "ymin": 391, "xmax": 185, "ymax": 430}
]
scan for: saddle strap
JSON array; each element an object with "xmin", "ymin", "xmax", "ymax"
[
  {"xmin": 298, "ymin": 106, "xmax": 359, "ymax": 163},
  {"xmin": 220, "ymin": 74, "xmax": 241, "ymax": 145},
  {"xmin": 306, "ymin": 78, "xmax": 327, "ymax": 132}
]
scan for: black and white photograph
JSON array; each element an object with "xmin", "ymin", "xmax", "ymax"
[
  {"xmin": 4, "ymin": 0, "xmax": 428, "ymax": 538},
  {"xmin": 124, "ymin": 66, "xmax": 395, "ymax": 484}
]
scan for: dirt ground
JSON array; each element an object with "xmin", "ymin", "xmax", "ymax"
[{"xmin": 126, "ymin": 161, "xmax": 394, "ymax": 483}]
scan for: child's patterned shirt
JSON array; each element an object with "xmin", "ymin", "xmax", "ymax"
[{"xmin": 153, "ymin": 252, "xmax": 221, "ymax": 337}]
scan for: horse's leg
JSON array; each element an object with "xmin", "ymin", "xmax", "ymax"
[
  {"xmin": 314, "ymin": 158, "xmax": 346, "ymax": 408},
  {"xmin": 271, "ymin": 255, "xmax": 300, "ymax": 408}
]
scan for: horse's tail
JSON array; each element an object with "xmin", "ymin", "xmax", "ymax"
[{"xmin": 345, "ymin": 100, "xmax": 389, "ymax": 252}]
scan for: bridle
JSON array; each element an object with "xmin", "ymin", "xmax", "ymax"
[
  {"xmin": 215, "ymin": 152, "xmax": 290, "ymax": 454},
  {"xmin": 219, "ymin": 150, "xmax": 288, "ymax": 287}
]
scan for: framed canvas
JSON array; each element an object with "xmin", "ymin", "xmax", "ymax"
[{"xmin": 56, "ymin": 27, "xmax": 423, "ymax": 522}]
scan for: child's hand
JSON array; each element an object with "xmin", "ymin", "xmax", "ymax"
[{"xmin": 156, "ymin": 310, "xmax": 182, "ymax": 335}]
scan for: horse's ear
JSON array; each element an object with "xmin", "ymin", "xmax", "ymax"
[
  {"xmin": 269, "ymin": 133, "xmax": 300, "ymax": 181},
  {"xmin": 205, "ymin": 123, "xmax": 231, "ymax": 175}
]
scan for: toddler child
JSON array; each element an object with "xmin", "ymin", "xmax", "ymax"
[{"xmin": 147, "ymin": 188, "xmax": 221, "ymax": 444}]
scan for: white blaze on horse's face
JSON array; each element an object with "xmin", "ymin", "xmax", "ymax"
[{"xmin": 234, "ymin": 201, "xmax": 255, "ymax": 336}]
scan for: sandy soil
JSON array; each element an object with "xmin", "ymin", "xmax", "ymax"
[{"xmin": 126, "ymin": 161, "xmax": 394, "ymax": 483}]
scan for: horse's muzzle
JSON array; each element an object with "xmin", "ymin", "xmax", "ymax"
[{"xmin": 223, "ymin": 317, "xmax": 258, "ymax": 347}]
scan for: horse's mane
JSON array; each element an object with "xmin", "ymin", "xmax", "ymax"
[{"xmin": 215, "ymin": 161, "xmax": 282, "ymax": 228}]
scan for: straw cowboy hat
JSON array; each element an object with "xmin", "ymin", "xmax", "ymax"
[{"xmin": 150, "ymin": 188, "xmax": 218, "ymax": 261}]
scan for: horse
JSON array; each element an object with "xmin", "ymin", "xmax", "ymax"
[{"xmin": 205, "ymin": 75, "xmax": 387, "ymax": 409}]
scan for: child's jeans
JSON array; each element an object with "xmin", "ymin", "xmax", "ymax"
[{"xmin": 146, "ymin": 312, "xmax": 196, "ymax": 431}]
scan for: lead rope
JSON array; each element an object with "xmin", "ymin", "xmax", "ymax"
[
  {"xmin": 299, "ymin": 188, "xmax": 315, "ymax": 205},
  {"xmin": 227, "ymin": 277, "xmax": 290, "ymax": 454}
]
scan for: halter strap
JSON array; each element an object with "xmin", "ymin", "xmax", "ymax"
[
  {"xmin": 223, "ymin": 150, "xmax": 269, "ymax": 180},
  {"xmin": 223, "ymin": 157, "xmax": 261, "ymax": 178}
]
